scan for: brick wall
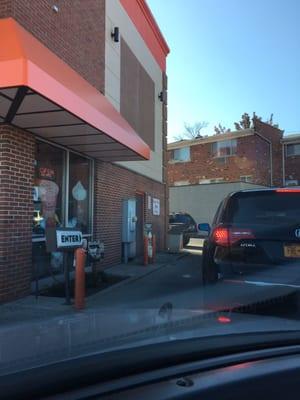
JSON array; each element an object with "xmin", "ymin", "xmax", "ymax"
[
  {"xmin": 253, "ymin": 119, "xmax": 283, "ymax": 186},
  {"xmin": 162, "ymin": 72, "xmax": 169, "ymax": 238},
  {"xmin": 0, "ymin": 0, "xmax": 105, "ymax": 92},
  {"xmin": 285, "ymin": 154, "xmax": 300, "ymax": 183},
  {"xmin": 94, "ymin": 161, "xmax": 166, "ymax": 268},
  {"xmin": 168, "ymin": 136, "xmax": 259, "ymax": 185},
  {"xmin": 254, "ymin": 134, "xmax": 271, "ymax": 185},
  {"xmin": 168, "ymin": 123, "xmax": 283, "ymax": 187},
  {"xmin": 0, "ymin": 125, "xmax": 35, "ymax": 302}
]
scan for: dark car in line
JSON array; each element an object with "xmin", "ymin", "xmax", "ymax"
[
  {"xmin": 169, "ymin": 212, "xmax": 198, "ymax": 246},
  {"xmin": 200, "ymin": 188, "xmax": 300, "ymax": 283}
]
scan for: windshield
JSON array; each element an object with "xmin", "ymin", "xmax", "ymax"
[
  {"xmin": 227, "ymin": 192, "xmax": 300, "ymax": 224},
  {"xmin": 1, "ymin": 0, "xmax": 300, "ymax": 384}
]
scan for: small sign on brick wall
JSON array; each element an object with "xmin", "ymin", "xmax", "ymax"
[
  {"xmin": 153, "ymin": 198, "xmax": 160, "ymax": 216},
  {"xmin": 147, "ymin": 195, "xmax": 152, "ymax": 210}
]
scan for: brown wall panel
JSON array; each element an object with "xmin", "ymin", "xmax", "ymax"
[{"xmin": 120, "ymin": 38, "xmax": 155, "ymax": 150}]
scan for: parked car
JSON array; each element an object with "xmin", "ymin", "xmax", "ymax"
[
  {"xmin": 200, "ymin": 188, "xmax": 300, "ymax": 284},
  {"xmin": 169, "ymin": 212, "xmax": 198, "ymax": 246}
]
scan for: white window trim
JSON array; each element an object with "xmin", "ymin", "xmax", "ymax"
[
  {"xmin": 173, "ymin": 180, "xmax": 190, "ymax": 186},
  {"xmin": 199, "ymin": 178, "xmax": 225, "ymax": 184}
]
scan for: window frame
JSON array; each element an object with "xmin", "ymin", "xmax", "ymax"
[
  {"xmin": 32, "ymin": 138, "xmax": 94, "ymax": 243},
  {"xmin": 285, "ymin": 179, "xmax": 298, "ymax": 186},
  {"xmin": 212, "ymin": 139, "xmax": 237, "ymax": 158},
  {"xmin": 286, "ymin": 143, "xmax": 300, "ymax": 157},
  {"xmin": 240, "ymin": 175, "xmax": 253, "ymax": 183},
  {"xmin": 172, "ymin": 146, "xmax": 191, "ymax": 162},
  {"xmin": 199, "ymin": 177, "xmax": 224, "ymax": 184}
]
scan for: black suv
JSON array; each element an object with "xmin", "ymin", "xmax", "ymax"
[
  {"xmin": 169, "ymin": 212, "xmax": 198, "ymax": 246},
  {"xmin": 200, "ymin": 188, "xmax": 300, "ymax": 283}
]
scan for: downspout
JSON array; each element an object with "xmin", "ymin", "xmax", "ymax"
[{"xmin": 255, "ymin": 131, "xmax": 273, "ymax": 187}]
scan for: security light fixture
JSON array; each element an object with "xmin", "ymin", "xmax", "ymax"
[
  {"xmin": 52, "ymin": 4, "xmax": 59, "ymax": 13},
  {"xmin": 111, "ymin": 27, "xmax": 120, "ymax": 43}
]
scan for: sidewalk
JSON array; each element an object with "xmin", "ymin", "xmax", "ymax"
[{"xmin": 0, "ymin": 251, "xmax": 186, "ymax": 328}]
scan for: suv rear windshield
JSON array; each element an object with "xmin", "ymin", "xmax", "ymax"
[{"xmin": 226, "ymin": 191, "xmax": 300, "ymax": 224}]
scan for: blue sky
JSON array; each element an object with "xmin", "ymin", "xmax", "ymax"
[{"xmin": 147, "ymin": 0, "xmax": 300, "ymax": 141}]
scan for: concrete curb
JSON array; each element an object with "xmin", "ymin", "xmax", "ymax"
[{"xmin": 88, "ymin": 252, "xmax": 189, "ymax": 299}]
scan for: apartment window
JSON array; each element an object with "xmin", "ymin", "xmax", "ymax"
[
  {"xmin": 173, "ymin": 146, "xmax": 190, "ymax": 162},
  {"xmin": 286, "ymin": 179, "xmax": 298, "ymax": 186},
  {"xmin": 286, "ymin": 143, "xmax": 300, "ymax": 156},
  {"xmin": 199, "ymin": 178, "xmax": 224, "ymax": 184},
  {"xmin": 240, "ymin": 175, "xmax": 252, "ymax": 183},
  {"xmin": 212, "ymin": 139, "xmax": 237, "ymax": 157},
  {"xmin": 173, "ymin": 180, "xmax": 190, "ymax": 186}
]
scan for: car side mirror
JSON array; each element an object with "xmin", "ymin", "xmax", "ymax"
[{"xmin": 198, "ymin": 223, "xmax": 211, "ymax": 236}]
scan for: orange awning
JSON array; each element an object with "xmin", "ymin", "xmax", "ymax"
[{"xmin": 0, "ymin": 18, "xmax": 150, "ymax": 161}]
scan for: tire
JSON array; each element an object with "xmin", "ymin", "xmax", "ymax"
[
  {"xmin": 183, "ymin": 235, "xmax": 190, "ymax": 247},
  {"xmin": 202, "ymin": 245, "xmax": 218, "ymax": 285}
]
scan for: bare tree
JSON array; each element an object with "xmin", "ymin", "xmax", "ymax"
[
  {"xmin": 214, "ymin": 123, "xmax": 231, "ymax": 135},
  {"xmin": 174, "ymin": 121, "xmax": 209, "ymax": 141},
  {"xmin": 234, "ymin": 112, "xmax": 251, "ymax": 130}
]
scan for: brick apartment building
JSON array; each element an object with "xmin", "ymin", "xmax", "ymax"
[
  {"xmin": 0, "ymin": 0, "xmax": 169, "ymax": 303},
  {"xmin": 282, "ymin": 133, "xmax": 300, "ymax": 186},
  {"xmin": 168, "ymin": 119, "xmax": 300, "ymax": 187}
]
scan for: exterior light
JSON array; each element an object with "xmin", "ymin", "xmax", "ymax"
[
  {"xmin": 52, "ymin": 5, "xmax": 59, "ymax": 13},
  {"xmin": 111, "ymin": 27, "xmax": 120, "ymax": 43},
  {"xmin": 158, "ymin": 91, "xmax": 164, "ymax": 102}
]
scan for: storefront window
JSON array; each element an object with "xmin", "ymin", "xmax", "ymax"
[
  {"xmin": 68, "ymin": 153, "xmax": 91, "ymax": 234},
  {"xmin": 32, "ymin": 141, "xmax": 92, "ymax": 280},
  {"xmin": 33, "ymin": 142, "xmax": 65, "ymax": 238}
]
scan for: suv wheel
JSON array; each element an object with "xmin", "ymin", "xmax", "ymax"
[
  {"xmin": 183, "ymin": 235, "xmax": 189, "ymax": 247},
  {"xmin": 202, "ymin": 246, "xmax": 218, "ymax": 285}
]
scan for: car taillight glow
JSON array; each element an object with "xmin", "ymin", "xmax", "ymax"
[
  {"xmin": 276, "ymin": 188, "xmax": 300, "ymax": 193},
  {"xmin": 213, "ymin": 227, "xmax": 255, "ymax": 246},
  {"xmin": 213, "ymin": 227, "xmax": 230, "ymax": 246},
  {"xmin": 217, "ymin": 316, "xmax": 231, "ymax": 324}
]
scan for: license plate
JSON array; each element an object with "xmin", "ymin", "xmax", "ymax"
[{"xmin": 284, "ymin": 245, "xmax": 300, "ymax": 258}]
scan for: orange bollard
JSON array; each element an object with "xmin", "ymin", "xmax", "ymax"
[
  {"xmin": 74, "ymin": 248, "xmax": 86, "ymax": 310},
  {"xmin": 144, "ymin": 236, "xmax": 148, "ymax": 265},
  {"xmin": 152, "ymin": 234, "xmax": 156, "ymax": 264}
]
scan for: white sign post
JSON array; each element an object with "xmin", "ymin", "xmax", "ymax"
[{"xmin": 45, "ymin": 228, "xmax": 83, "ymax": 305}]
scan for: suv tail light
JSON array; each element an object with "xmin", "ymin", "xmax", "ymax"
[
  {"xmin": 213, "ymin": 227, "xmax": 255, "ymax": 247},
  {"xmin": 276, "ymin": 188, "xmax": 300, "ymax": 193}
]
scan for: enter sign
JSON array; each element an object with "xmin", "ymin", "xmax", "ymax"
[{"xmin": 56, "ymin": 230, "xmax": 83, "ymax": 249}]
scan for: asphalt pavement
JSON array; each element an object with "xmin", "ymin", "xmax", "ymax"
[
  {"xmin": 2, "ymin": 238, "xmax": 300, "ymax": 374},
  {"xmin": 89, "ymin": 237, "xmax": 300, "ymax": 316},
  {"xmin": 89, "ymin": 239, "xmax": 204, "ymax": 310}
]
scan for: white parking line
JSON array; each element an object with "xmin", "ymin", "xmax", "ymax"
[{"xmin": 224, "ymin": 279, "xmax": 300, "ymax": 289}]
